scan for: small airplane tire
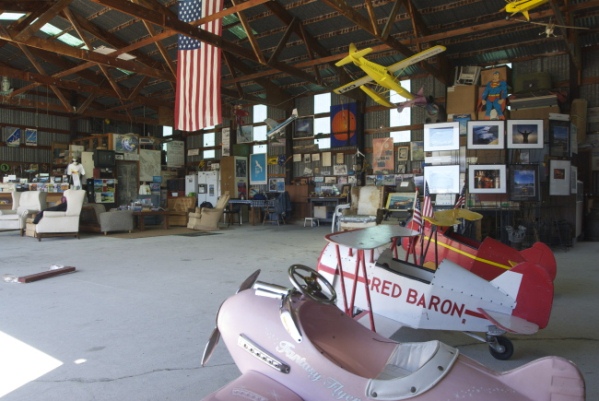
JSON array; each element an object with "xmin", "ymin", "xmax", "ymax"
[{"xmin": 489, "ymin": 336, "xmax": 514, "ymax": 360}]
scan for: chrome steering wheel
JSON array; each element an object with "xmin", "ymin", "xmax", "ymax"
[{"xmin": 288, "ymin": 264, "xmax": 337, "ymax": 305}]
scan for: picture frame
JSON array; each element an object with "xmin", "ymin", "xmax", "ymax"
[
  {"xmin": 313, "ymin": 176, "xmax": 324, "ymax": 183},
  {"xmin": 397, "ymin": 145, "xmax": 409, "ymax": 162},
  {"xmin": 506, "ymin": 120, "xmax": 544, "ymax": 149},
  {"xmin": 294, "ymin": 116, "xmax": 314, "ymax": 138},
  {"xmin": 549, "ymin": 159, "xmax": 571, "ymax": 196},
  {"xmin": 410, "ymin": 141, "xmax": 424, "ymax": 161},
  {"xmin": 549, "ymin": 119, "xmax": 570, "ymax": 157},
  {"xmin": 268, "ymin": 177, "xmax": 285, "ymax": 192},
  {"xmin": 249, "ymin": 153, "xmax": 267, "ymax": 184},
  {"xmin": 333, "ymin": 164, "xmax": 348, "ymax": 176},
  {"xmin": 509, "ymin": 164, "xmax": 540, "ymax": 201},
  {"xmin": 385, "ymin": 192, "xmax": 417, "ymax": 212},
  {"xmin": 424, "ymin": 165, "xmax": 460, "ymax": 194},
  {"xmin": 468, "ymin": 164, "xmax": 507, "ymax": 194},
  {"xmin": 467, "ymin": 121, "xmax": 504, "ymax": 149},
  {"xmin": 423, "ymin": 121, "xmax": 460, "ymax": 151}
]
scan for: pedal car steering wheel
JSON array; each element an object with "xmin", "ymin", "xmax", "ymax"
[{"xmin": 288, "ymin": 264, "xmax": 336, "ymax": 305}]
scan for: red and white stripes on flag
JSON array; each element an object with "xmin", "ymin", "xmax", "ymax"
[
  {"xmin": 454, "ymin": 184, "xmax": 466, "ymax": 209},
  {"xmin": 422, "ymin": 181, "xmax": 433, "ymax": 219},
  {"xmin": 175, "ymin": 0, "xmax": 223, "ymax": 132}
]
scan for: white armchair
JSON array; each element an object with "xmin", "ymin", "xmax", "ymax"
[
  {"xmin": 0, "ymin": 191, "xmax": 47, "ymax": 236},
  {"xmin": 332, "ymin": 186, "xmax": 385, "ymax": 232},
  {"xmin": 33, "ymin": 189, "xmax": 86, "ymax": 241}
]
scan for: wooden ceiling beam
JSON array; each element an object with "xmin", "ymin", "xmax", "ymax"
[{"xmin": 13, "ymin": 0, "xmax": 73, "ymax": 42}]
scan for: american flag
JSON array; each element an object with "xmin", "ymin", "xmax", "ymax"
[
  {"xmin": 412, "ymin": 189, "xmax": 423, "ymax": 232},
  {"xmin": 454, "ymin": 184, "xmax": 466, "ymax": 209},
  {"xmin": 422, "ymin": 181, "xmax": 433, "ymax": 219},
  {"xmin": 175, "ymin": 0, "xmax": 223, "ymax": 132}
]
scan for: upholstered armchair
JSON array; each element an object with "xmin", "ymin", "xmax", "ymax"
[
  {"xmin": 0, "ymin": 191, "xmax": 47, "ymax": 235},
  {"xmin": 33, "ymin": 189, "xmax": 86, "ymax": 241},
  {"xmin": 80, "ymin": 203, "xmax": 134, "ymax": 235},
  {"xmin": 187, "ymin": 192, "xmax": 231, "ymax": 231},
  {"xmin": 332, "ymin": 186, "xmax": 385, "ymax": 232}
]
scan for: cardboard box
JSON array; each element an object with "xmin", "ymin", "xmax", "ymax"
[
  {"xmin": 446, "ymin": 85, "xmax": 479, "ymax": 114},
  {"xmin": 480, "ymin": 66, "xmax": 512, "ymax": 87},
  {"xmin": 509, "ymin": 105, "xmax": 560, "ymax": 120}
]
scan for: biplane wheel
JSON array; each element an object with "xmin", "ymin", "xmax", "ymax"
[
  {"xmin": 288, "ymin": 264, "xmax": 336, "ymax": 305},
  {"xmin": 489, "ymin": 336, "xmax": 514, "ymax": 360}
]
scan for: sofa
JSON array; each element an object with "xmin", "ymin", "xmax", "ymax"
[
  {"xmin": 0, "ymin": 191, "xmax": 47, "ymax": 235},
  {"xmin": 80, "ymin": 203, "xmax": 134, "ymax": 235}
]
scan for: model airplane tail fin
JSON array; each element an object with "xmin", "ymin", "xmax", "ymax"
[
  {"xmin": 521, "ymin": 10, "xmax": 530, "ymax": 20},
  {"xmin": 519, "ymin": 242, "xmax": 557, "ymax": 281},
  {"xmin": 264, "ymin": 117, "xmax": 277, "ymax": 130},
  {"xmin": 492, "ymin": 261, "xmax": 553, "ymax": 329},
  {"xmin": 336, "ymin": 43, "xmax": 373, "ymax": 67}
]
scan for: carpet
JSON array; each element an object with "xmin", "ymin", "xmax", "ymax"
[{"xmin": 98, "ymin": 227, "xmax": 221, "ymax": 239}]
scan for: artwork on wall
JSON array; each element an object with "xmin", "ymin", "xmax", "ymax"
[
  {"xmin": 549, "ymin": 119, "xmax": 570, "ymax": 157},
  {"xmin": 386, "ymin": 192, "xmax": 417, "ymax": 211},
  {"xmin": 423, "ymin": 121, "xmax": 460, "ymax": 151},
  {"xmin": 467, "ymin": 121, "xmax": 504, "ymax": 149},
  {"xmin": 294, "ymin": 116, "xmax": 313, "ymax": 138},
  {"xmin": 249, "ymin": 153, "xmax": 267, "ymax": 184},
  {"xmin": 330, "ymin": 103, "xmax": 358, "ymax": 147},
  {"xmin": 372, "ymin": 137, "xmax": 394, "ymax": 174},
  {"xmin": 507, "ymin": 120, "xmax": 544, "ymax": 149},
  {"xmin": 238, "ymin": 125, "xmax": 253, "ymax": 143},
  {"xmin": 268, "ymin": 178, "xmax": 285, "ymax": 192},
  {"xmin": 397, "ymin": 146, "xmax": 409, "ymax": 162},
  {"xmin": 410, "ymin": 141, "xmax": 424, "ymax": 161},
  {"xmin": 549, "ymin": 159, "xmax": 571, "ymax": 196},
  {"xmin": 424, "ymin": 164, "xmax": 460, "ymax": 194},
  {"xmin": 468, "ymin": 164, "xmax": 507, "ymax": 194},
  {"xmin": 509, "ymin": 164, "xmax": 540, "ymax": 201}
]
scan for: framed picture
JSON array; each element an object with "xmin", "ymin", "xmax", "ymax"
[
  {"xmin": 410, "ymin": 141, "xmax": 424, "ymax": 161},
  {"xmin": 423, "ymin": 121, "xmax": 460, "ymax": 151},
  {"xmin": 549, "ymin": 159, "xmax": 571, "ymax": 196},
  {"xmin": 424, "ymin": 165, "xmax": 460, "ymax": 194},
  {"xmin": 294, "ymin": 116, "xmax": 313, "ymax": 138},
  {"xmin": 314, "ymin": 176, "xmax": 324, "ymax": 183},
  {"xmin": 237, "ymin": 125, "xmax": 253, "ymax": 143},
  {"xmin": 507, "ymin": 120, "xmax": 544, "ymax": 149},
  {"xmin": 268, "ymin": 178, "xmax": 285, "ymax": 192},
  {"xmin": 467, "ymin": 121, "xmax": 504, "ymax": 149},
  {"xmin": 549, "ymin": 119, "xmax": 570, "ymax": 157},
  {"xmin": 509, "ymin": 164, "xmax": 540, "ymax": 201},
  {"xmin": 397, "ymin": 146, "xmax": 409, "ymax": 162},
  {"xmin": 333, "ymin": 164, "xmax": 348, "ymax": 176},
  {"xmin": 249, "ymin": 153, "xmax": 267, "ymax": 184},
  {"xmin": 468, "ymin": 164, "xmax": 507, "ymax": 194},
  {"xmin": 385, "ymin": 192, "xmax": 417, "ymax": 212}
]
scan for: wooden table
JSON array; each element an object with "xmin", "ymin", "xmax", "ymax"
[{"xmin": 131, "ymin": 210, "xmax": 169, "ymax": 231}]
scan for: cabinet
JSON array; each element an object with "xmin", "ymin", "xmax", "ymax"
[
  {"xmin": 220, "ymin": 156, "xmax": 248, "ymax": 199},
  {"xmin": 286, "ymin": 184, "xmax": 314, "ymax": 220},
  {"xmin": 308, "ymin": 196, "xmax": 347, "ymax": 223}
]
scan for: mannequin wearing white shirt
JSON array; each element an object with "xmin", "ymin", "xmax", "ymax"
[{"xmin": 66, "ymin": 158, "xmax": 85, "ymax": 189}]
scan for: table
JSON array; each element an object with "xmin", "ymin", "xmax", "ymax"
[
  {"xmin": 228, "ymin": 199, "xmax": 275, "ymax": 225},
  {"xmin": 131, "ymin": 210, "xmax": 169, "ymax": 231}
]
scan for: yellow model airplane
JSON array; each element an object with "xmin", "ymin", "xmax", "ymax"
[
  {"xmin": 334, "ymin": 43, "xmax": 446, "ymax": 108},
  {"xmin": 503, "ymin": 0, "xmax": 548, "ymax": 21}
]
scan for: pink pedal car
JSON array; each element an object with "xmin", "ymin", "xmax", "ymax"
[{"xmin": 201, "ymin": 265, "xmax": 585, "ymax": 401}]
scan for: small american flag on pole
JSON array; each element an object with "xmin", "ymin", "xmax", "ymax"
[
  {"xmin": 175, "ymin": 0, "xmax": 223, "ymax": 132},
  {"xmin": 422, "ymin": 181, "xmax": 433, "ymax": 219},
  {"xmin": 454, "ymin": 184, "xmax": 466, "ymax": 209}
]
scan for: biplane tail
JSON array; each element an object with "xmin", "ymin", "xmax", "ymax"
[
  {"xmin": 335, "ymin": 43, "xmax": 373, "ymax": 67},
  {"xmin": 491, "ymin": 261, "xmax": 554, "ymax": 330},
  {"xmin": 519, "ymin": 241, "xmax": 557, "ymax": 281}
]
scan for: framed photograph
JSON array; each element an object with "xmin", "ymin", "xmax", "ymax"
[
  {"xmin": 509, "ymin": 164, "xmax": 540, "ymax": 201},
  {"xmin": 467, "ymin": 121, "xmax": 504, "ymax": 149},
  {"xmin": 397, "ymin": 146, "xmax": 409, "ymax": 162},
  {"xmin": 549, "ymin": 119, "xmax": 570, "ymax": 157},
  {"xmin": 424, "ymin": 122, "xmax": 460, "ymax": 151},
  {"xmin": 294, "ymin": 116, "xmax": 313, "ymax": 138},
  {"xmin": 314, "ymin": 176, "xmax": 324, "ymax": 183},
  {"xmin": 424, "ymin": 165, "xmax": 460, "ymax": 194},
  {"xmin": 268, "ymin": 177, "xmax": 285, "ymax": 192},
  {"xmin": 410, "ymin": 141, "xmax": 424, "ymax": 161},
  {"xmin": 468, "ymin": 164, "xmax": 507, "ymax": 194},
  {"xmin": 549, "ymin": 159, "xmax": 571, "ymax": 196},
  {"xmin": 333, "ymin": 164, "xmax": 348, "ymax": 176},
  {"xmin": 237, "ymin": 125, "xmax": 253, "ymax": 143},
  {"xmin": 507, "ymin": 120, "xmax": 544, "ymax": 149},
  {"xmin": 385, "ymin": 192, "xmax": 417, "ymax": 212}
]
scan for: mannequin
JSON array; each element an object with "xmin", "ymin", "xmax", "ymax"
[{"xmin": 66, "ymin": 158, "xmax": 85, "ymax": 189}]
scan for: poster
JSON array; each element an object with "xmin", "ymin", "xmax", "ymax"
[
  {"xmin": 372, "ymin": 137, "xmax": 394, "ymax": 174},
  {"xmin": 330, "ymin": 103, "xmax": 358, "ymax": 147},
  {"xmin": 250, "ymin": 153, "xmax": 267, "ymax": 184}
]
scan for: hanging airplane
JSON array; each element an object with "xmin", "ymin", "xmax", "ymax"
[
  {"xmin": 265, "ymin": 108, "xmax": 298, "ymax": 139},
  {"xmin": 334, "ymin": 44, "xmax": 446, "ymax": 108},
  {"xmin": 502, "ymin": 0, "xmax": 548, "ymax": 21}
]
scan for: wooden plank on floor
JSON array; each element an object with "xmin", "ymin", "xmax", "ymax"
[{"xmin": 17, "ymin": 266, "xmax": 77, "ymax": 283}]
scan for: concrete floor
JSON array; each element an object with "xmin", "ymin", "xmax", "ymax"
[{"xmin": 0, "ymin": 223, "xmax": 597, "ymax": 400}]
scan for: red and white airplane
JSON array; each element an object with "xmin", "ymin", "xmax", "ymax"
[{"xmin": 317, "ymin": 225, "xmax": 554, "ymax": 359}]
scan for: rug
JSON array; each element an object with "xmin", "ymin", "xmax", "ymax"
[{"xmin": 98, "ymin": 227, "xmax": 221, "ymax": 239}]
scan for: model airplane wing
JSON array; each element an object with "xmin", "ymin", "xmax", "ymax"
[
  {"xmin": 201, "ymin": 370, "xmax": 303, "ymax": 401},
  {"xmin": 334, "ymin": 75, "xmax": 375, "ymax": 95},
  {"xmin": 477, "ymin": 308, "xmax": 538, "ymax": 334},
  {"xmin": 387, "ymin": 45, "xmax": 446, "ymax": 74},
  {"xmin": 266, "ymin": 109, "xmax": 298, "ymax": 138}
]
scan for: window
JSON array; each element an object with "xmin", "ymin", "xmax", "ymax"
[
  {"xmin": 203, "ymin": 149, "xmax": 215, "ymax": 159},
  {"xmin": 314, "ymin": 93, "xmax": 331, "ymax": 114},
  {"xmin": 314, "ymin": 93, "xmax": 331, "ymax": 149},
  {"xmin": 253, "ymin": 104, "xmax": 267, "ymax": 123},
  {"xmin": 389, "ymin": 81, "xmax": 411, "ymax": 143},
  {"xmin": 163, "ymin": 126, "xmax": 173, "ymax": 137},
  {"xmin": 253, "ymin": 144, "xmax": 267, "ymax": 154},
  {"xmin": 203, "ymin": 132, "xmax": 215, "ymax": 147}
]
